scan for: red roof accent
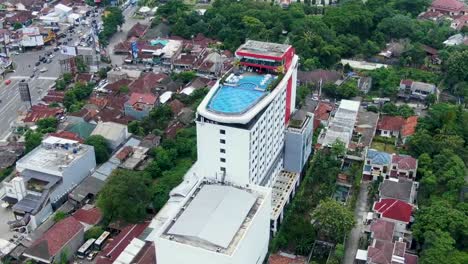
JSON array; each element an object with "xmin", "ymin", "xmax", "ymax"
[
  {"xmin": 42, "ymin": 90, "xmax": 65, "ymax": 103},
  {"xmin": 30, "ymin": 217, "xmax": 83, "ymax": 258},
  {"xmin": 392, "ymin": 154, "xmax": 417, "ymax": 170},
  {"xmin": 314, "ymin": 102, "xmax": 334, "ymax": 121},
  {"xmin": 367, "ymin": 240, "xmax": 394, "ymax": 264},
  {"xmin": 127, "ymin": 92, "xmax": 157, "ymax": 106},
  {"xmin": 377, "ymin": 116, "xmax": 405, "ymax": 131},
  {"xmin": 48, "ymin": 131, "xmax": 83, "ymax": 143},
  {"xmin": 73, "ymin": 207, "xmax": 102, "ymax": 225},
  {"xmin": 431, "ymin": 0, "xmax": 465, "ymax": 12},
  {"xmin": 127, "ymin": 23, "xmax": 149, "ymax": 38},
  {"xmin": 23, "ymin": 105, "xmax": 63, "ymax": 123},
  {"xmin": 268, "ymin": 252, "xmax": 308, "ymax": 264},
  {"xmin": 116, "ymin": 146, "xmax": 133, "ymax": 161},
  {"xmin": 401, "ymin": 116, "xmax": 418, "ymax": 137},
  {"xmin": 164, "ymin": 120, "xmax": 184, "ymax": 139},
  {"xmin": 107, "ymin": 79, "xmax": 133, "ymax": 93},
  {"xmin": 96, "ymin": 222, "xmax": 150, "ymax": 264},
  {"xmin": 405, "ymin": 253, "xmax": 419, "ymax": 264},
  {"xmin": 374, "ymin": 198, "xmax": 412, "ymax": 223},
  {"xmin": 129, "ymin": 72, "xmax": 169, "ymax": 93},
  {"xmin": 400, "ymin": 79, "xmax": 413, "ymax": 87},
  {"xmin": 370, "ymin": 219, "xmax": 395, "ymax": 241},
  {"xmin": 88, "ymin": 96, "xmax": 109, "ymax": 109},
  {"xmin": 169, "ymin": 99, "xmax": 185, "ymax": 115},
  {"xmin": 76, "ymin": 73, "xmax": 93, "ymax": 83}
]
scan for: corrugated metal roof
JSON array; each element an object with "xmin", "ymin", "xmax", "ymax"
[{"xmin": 168, "ymin": 185, "xmax": 257, "ymax": 248}]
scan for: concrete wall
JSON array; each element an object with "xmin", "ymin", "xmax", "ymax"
[{"xmin": 284, "ymin": 116, "xmax": 313, "ymax": 173}]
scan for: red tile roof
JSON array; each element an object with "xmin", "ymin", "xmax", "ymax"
[
  {"xmin": 400, "ymin": 79, "xmax": 413, "ymax": 87},
  {"xmin": 23, "ymin": 105, "xmax": 63, "ymax": 123},
  {"xmin": 96, "ymin": 222, "xmax": 150, "ymax": 264},
  {"xmin": 26, "ymin": 217, "xmax": 83, "ymax": 260},
  {"xmin": 132, "ymin": 242, "xmax": 156, "ymax": 264},
  {"xmin": 392, "ymin": 154, "xmax": 417, "ymax": 170},
  {"xmin": 169, "ymin": 99, "xmax": 185, "ymax": 115},
  {"xmin": 374, "ymin": 198, "xmax": 412, "ymax": 223},
  {"xmin": 314, "ymin": 102, "xmax": 334, "ymax": 121},
  {"xmin": 431, "ymin": 0, "xmax": 465, "ymax": 12},
  {"xmin": 370, "ymin": 219, "xmax": 395, "ymax": 241},
  {"xmin": 367, "ymin": 240, "xmax": 394, "ymax": 264},
  {"xmin": 76, "ymin": 73, "xmax": 93, "ymax": 83},
  {"xmin": 48, "ymin": 131, "xmax": 83, "ymax": 143},
  {"xmin": 88, "ymin": 96, "xmax": 109, "ymax": 109},
  {"xmin": 127, "ymin": 23, "xmax": 149, "ymax": 38},
  {"xmin": 106, "ymin": 79, "xmax": 133, "ymax": 93},
  {"xmin": 377, "ymin": 116, "xmax": 405, "ymax": 131},
  {"xmin": 42, "ymin": 90, "xmax": 65, "ymax": 103},
  {"xmin": 129, "ymin": 72, "xmax": 168, "ymax": 93},
  {"xmin": 73, "ymin": 207, "xmax": 102, "ymax": 225},
  {"xmin": 164, "ymin": 120, "xmax": 184, "ymax": 139},
  {"xmin": 401, "ymin": 116, "xmax": 418, "ymax": 137},
  {"xmin": 127, "ymin": 92, "xmax": 157, "ymax": 106},
  {"xmin": 405, "ymin": 253, "xmax": 419, "ymax": 264},
  {"xmin": 116, "ymin": 146, "xmax": 133, "ymax": 161},
  {"xmin": 268, "ymin": 252, "xmax": 308, "ymax": 264}
]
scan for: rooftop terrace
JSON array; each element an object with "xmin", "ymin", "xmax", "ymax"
[
  {"xmin": 16, "ymin": 136, "xmax": 92, "ymax": 176},
  {"xmin": 236, "ymin": 40, "xmax": 291, "ymax": 58},
  {"xmin": 207, "ymin": 72, "xmax": 276, "ymax": 114}
]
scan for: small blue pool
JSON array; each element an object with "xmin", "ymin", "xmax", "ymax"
[{"xmin": 208, "ymin": 74, "xmax": 275, "ymax": 114}]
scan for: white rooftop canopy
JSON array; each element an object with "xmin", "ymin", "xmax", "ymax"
[{"xmin": 168, "ymin": 185, "xmax": 257, "ymax": 248}]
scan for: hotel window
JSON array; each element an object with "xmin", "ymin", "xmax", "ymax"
[
  {"xmin": 220, "ymin": 167, "xmax": 226, "ymax": 172},
  {"xmin": 220, "ymin": 129, "xmax": 226, "ymax": 134},
  {"xmin": 220, "ymin": 148, "xmax": 226, "ymax": 153},
  {"xmin": 220, "ymin": 139, "xmax": 226, "ymax": 144},
  {"xmin": 220, "ymin": 158, "xmax": 226, "ymax": 163}
]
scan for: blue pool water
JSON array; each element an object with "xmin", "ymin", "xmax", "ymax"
[{"xmin": 208, "ymin": 75, "xmax": 275, "ymax": 114}]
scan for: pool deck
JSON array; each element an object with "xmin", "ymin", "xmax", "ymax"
[{"xmin": 207, "ymin": 73, "xmax": 276, "ymax": 115}]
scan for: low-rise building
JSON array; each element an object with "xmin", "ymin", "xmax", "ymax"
[
  {"xmin": 284, "ymin": 110, "xmax": 314, "ymax": 173},
  {"xmin": 268, "ymin": 251, "xmax": 308, "ymax": 264},
  {"xmin": 91, "ymin": 121, "xmax": 129, "ymax": 150},
  {"xmin": 373, "ymin": 198, "xmax": 413, "ymax": 235},
  {"xmin": 23, "ymin": 216, "xmax": 84, "ymax": 264},
  {"xmin": 318, "ymin": 100, "xmax": 360, "ymax": 148},
  {"xmin": 363, "ymin": 149, "xmax": 392, "ymax": 181},
  {"xmin": 399, "ymin": 79, "xmax": 437, "ymax": 100},
  {"xmin": 3, "ymin": 136, "xmax": 96, "ymax": 231},
  {"xmin": 124, "ymin": 92, "xmax": 158, "ymax": 120},
  {"xmin": 377, "ymin": 116, "xmax": 405, "ymax": 138},
  {"xmin": 379, "ymin": 179, "xmax": 418, "ymax": 205},
  {"xmin": 390, "ymin": 154, "xmax": 418, "ymax": 180},
  {"xmin": 428, "ymin": 0, "xmax": 466, "ymax": 16}
]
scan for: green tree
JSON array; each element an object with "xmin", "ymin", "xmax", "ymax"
[
  {"xmin": 62, "ymin": 73, "xmax": 73, "ymax": 83},
  {"xmin": 55, "ymin": 79, "xmax": 66, "ymax": 90},
  {"xmin": 119, "ymin": 85, "xmax": 129, "ymax": 94},
  {"xmin": 97, "ymin": 170, "xmax": 151, "ymax": 223},
  {"xmin": 172, "ymin": 71, "xmax": 197, "ymax": 84},
  {"xmin": 312, "ymin": 198, "xmax": 355, "ymax": 242},
  {"xmin": 13, "ymin": 22, "xmax": 23, "ymax": 30},
  {"xmin": 36, "ymin": 117, "xmax": 58, "ymax": 133},
  {"xmin": 445, "ymin": 50, "xmax": 468, "ymax": 86},
  {"xmin": 85, "ymin": 226, "xmax": 104, "ymax": 240},
  {"xmin": 420, "ymin": 229, "xmax": 468, "ymax": 264},
  {"xmin": 98, "ymin": 67, "xmax": 109, "ymax": 79},
  {"xmin": 25, "ymin": 130, "xmax": 43, "ymax": 153},
  {"xmin": 53, "ymin": 211, "xmax": 67, "ymax": 222},
  {"xmin": 296, "ymin": 85, "xmax": 310, "ymax": 107},
  {"xmin": 85, "ymin": 135, "xmax": 110, "ymax": 164},
  {"xmin": 381, "ymin": 102, "xmax": 398, "ymax": 115}
]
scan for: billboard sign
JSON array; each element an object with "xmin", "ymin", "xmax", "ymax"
[
  {"xmin": 61, "ymin": 46, "xmax": 77, "ymax": 56},
  {"xmin": 131, "ymin": 41, "xmax": 138, "ymax": 59}
]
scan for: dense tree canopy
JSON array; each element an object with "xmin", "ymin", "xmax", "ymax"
[
  {"xmin": 98, "ymin": 169, "xmax": 152, "ymax": 223},
  {"xmin": 85, "ymin": 135, "xmax": 111, "ymax": 164},
  {"xmin": 312, "ymin": 198, "xmax": 356, "ymax": 242}
]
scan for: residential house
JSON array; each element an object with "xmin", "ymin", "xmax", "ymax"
[
  {"xmin": 116, "ymin": 145, "xmax": 150, "ymax": 170},
  {"xmin": 4, "ymin": 10, "xmax": 34, "ymax": 27},
  {"xmin": 127, "ymin": 22, "xmax": 149, "ymax": 39},
  {"xmin": 373, "ymin": 198, "xmax": 413, "ymax": 235},
  {"xmin": 443, "ymin": 33, "xmax": 467, "ymax": 46},
  {"xmin": 296, "ymin": 69, "xmax": 341, "ymax": 87},
  {"xmin": 91, "ymin": 121, "xmax": 129, "ymax": 150},
  {"xmin": 0, "ymin": 143, "xmax": 24, "ymax": 169},
  {"xmin": 428, "ymin": 0, "xmax": 466, "ymax": 16},
  {"xmin": 313, "ymin": 101, "xmax": 334, "ymax": 131},
  {"xmin": 363, "ymin": 149, "xmax": 392, "ymax": 181},
  {"xmin": 451, "ymin": 14, "xmax": 468, "ymax": 30},
  {"xmin": 362, "ymin": 219, "xmax": 418, "ymax": 264},
  {"xmin": 379, "ymin": 179, "xmax": 418, "ymax": 205},
  {"xmin": 47, "ymin": 131, "xmax": 83, "ymax": 143},
  {"xmin": 129, "ymin": 72, "xmax": 169, "ymax": 93},
  {"xmin": 399, "ymin": 79, "xmax": 437, "ymax": 100},
  {"xmin": 124, "ymin": 92, "xmax": 158, "ymax": 120},
  {"xmin": 390, "ymin": 154, "xmax": 418, "ymax": 180},
  {"xmin": 20, "ymin": 26, "xmax": 44, "ymax": 48},
  {"xmin": 139, "ymin": 134, "xmax": 161, "ymax": 149},
  {"xmin": 377, "ymin": 116, "xmax": 405, "ymax": 138},
  {"xmin": 72, "ymin": 205, "xmax": 102, "ymax": 231},
  {"xmin": 169, "ymin": 99, "xmax": 185, "ymax": 116},
  {"xmin": 23, "ymin": 216, "xmax": 84, "ymax": 264},
  {"xmin": 378, "ymin": 42, "xmax": 405, "ymax": 59}
]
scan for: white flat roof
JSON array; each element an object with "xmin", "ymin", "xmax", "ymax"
[
  {"xmin": 91, "ymin": 122, "xmax": 127, "ymax": 141},
  {"xmin": 167, "ymin": 184, "xmax": 257, "ymax": 249}
]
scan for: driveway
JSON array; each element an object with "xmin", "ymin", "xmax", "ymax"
[{"xmin": 343, "ymin": 182, "xmax": 369, "ymax": 264}]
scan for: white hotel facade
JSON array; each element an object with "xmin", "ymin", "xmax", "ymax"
[{"xmin": 151, "ymin": 40, "xmax": 313, "ymax": 264}]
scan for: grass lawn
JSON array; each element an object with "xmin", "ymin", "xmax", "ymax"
[{"xmin": 371, "ymin": 141, "xmax": 397, "ymax": 153}]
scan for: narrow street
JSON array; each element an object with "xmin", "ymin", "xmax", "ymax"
[{"xmin": 343, "ymin": 182, "xmax": 369, "ymax": 264}]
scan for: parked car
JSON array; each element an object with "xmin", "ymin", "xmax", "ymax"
[
  {"xmin": 4, "ymin": 79, "xmax": 11, "ymax": 85},
  {"xmin": 40, "ymin": 68, "xmax": 48, "ymax": 73},
  {"xmin": 35, "ymin": 61, "xmax": 40, "ymax": 66}
]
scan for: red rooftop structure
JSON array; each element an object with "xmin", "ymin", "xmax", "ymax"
[
  {"xmin": 23, "ymin": 105, "xmax": 63, "ymax": 124},
  {"xmin": 429, "ymin": 0, "xmax": 466, "ymax": 16},
  {"xmin": 374, "ymin": 198, "xmax": 413, "ymax": 223},
  {"xmin": 96, "ymin": 221, "xmax": 150, "ymax": 264},
  {"xmin": 23, "ymin": 217, "xmax": 84, "ymax": 263}
]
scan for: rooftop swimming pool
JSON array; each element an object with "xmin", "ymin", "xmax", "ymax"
[{"xmin": 207, "ymin": 74, "xmax": 276, "ymax": 114}]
